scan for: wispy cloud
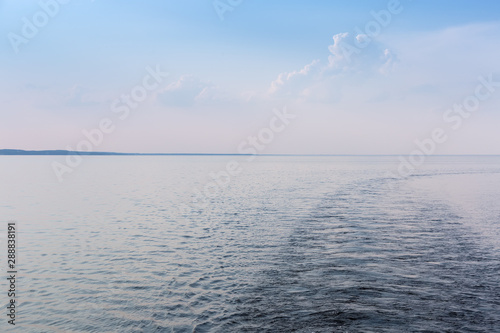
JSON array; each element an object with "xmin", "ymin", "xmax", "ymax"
[
  {"xmin": 64, "ymin": 85, "xmax": 99, "ymax": 107},
  {"xmin": 158, "ymin": 75, "xmax": 217, "ymax": 107}
]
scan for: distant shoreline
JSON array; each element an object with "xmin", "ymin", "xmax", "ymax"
[
  {"xmin": 0, "ymin": 149, "xmax": 253, "ymax": 156},
  {"xmin": 1, "ymin": 149, "xmax": 499, "ymax": 156}
]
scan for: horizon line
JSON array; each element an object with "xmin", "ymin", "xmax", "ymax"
[{"xmin": 1, "ymin": 149, "xmax": 500, "ymax": 157}]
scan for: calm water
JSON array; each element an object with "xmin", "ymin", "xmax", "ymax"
[{"xmin": 1, "ymin": 156, "xmax": 500, "ymax": 332}]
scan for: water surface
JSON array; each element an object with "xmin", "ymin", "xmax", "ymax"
[{"xmin": 1, "ymin": 156, "xmax": 499, "ymax": 332}]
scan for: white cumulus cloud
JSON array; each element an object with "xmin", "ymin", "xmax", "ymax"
[{"xmin": 268, "ymin": 32, "xmax": 397, "ymax": 102}]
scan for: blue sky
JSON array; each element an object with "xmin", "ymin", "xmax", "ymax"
[{"xmin": 1, "ymin": 0, "xmax": 500, "ymax": 154}]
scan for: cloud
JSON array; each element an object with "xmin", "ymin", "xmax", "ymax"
[
  {"xmin": 268, "ymin": 59, "xmax": 321, "ymax": 97},
  {"xmin": 158, "ymin": 75, "xmax": 217, "ymax": 107},
  {"xmin": 327, "ymin": 33, "xmax": 396, "ymax": 73},
  {"xmin": 268, "ymin": 32, "xmax": 396, "ymax": 102},
  {"xmin": 64, "ymin": 85, "xmax": 99, "ymax": 107}
]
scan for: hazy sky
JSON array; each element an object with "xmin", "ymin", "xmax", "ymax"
[{"xmin": 1, "ymin": 0, "xmax": 500, "ymax": 154}]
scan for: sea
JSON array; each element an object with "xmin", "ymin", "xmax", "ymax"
[{"xmin": 0, "ymin": 155, "xmax": 499, "ymax": 332}]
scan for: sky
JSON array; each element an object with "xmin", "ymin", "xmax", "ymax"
[{"xmin": 1, "ymin": 0, "xmax": 500, "ymax": 154}]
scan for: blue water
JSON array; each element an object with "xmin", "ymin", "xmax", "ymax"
[{"xmin": 1, "ymin": 156, "xmax": 499, "ymax": 332}]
